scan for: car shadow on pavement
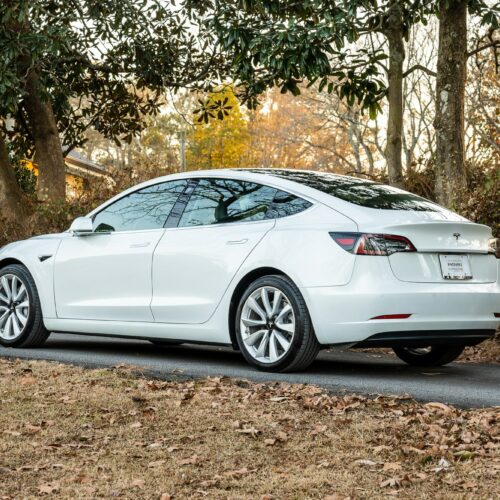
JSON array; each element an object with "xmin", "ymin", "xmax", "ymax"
[{"xmin": 36, "ymin": 334, "xmax": 468, "ymax": 379}]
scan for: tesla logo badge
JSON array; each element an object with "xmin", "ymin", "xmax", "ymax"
[{"xmin": 453, "ymin": 233, "xmax": 461, "ymax": 241}]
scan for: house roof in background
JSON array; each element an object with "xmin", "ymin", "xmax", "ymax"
[{"xmin": 64, "ymin": 150, "xmax": 112, "ymax": 179}]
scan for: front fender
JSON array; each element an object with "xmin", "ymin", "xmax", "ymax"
[{"xmin": 0, "ymin": 237, "xmax": 63, "ymax": 319}]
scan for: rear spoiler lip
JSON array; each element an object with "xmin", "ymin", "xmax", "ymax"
[
  {"xmin": 355, "ymin": 221, "xmax": 493, "ymax": 254},
  {"xmin": 408, "ymin": 249, "xmax": 491, "ymax": 255},
  {"xmin": 359, "ymin": 220, "xmax": 492, "ymax": 231}
]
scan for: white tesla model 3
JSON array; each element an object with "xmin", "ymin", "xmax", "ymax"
[{"xmin": 0, "ymin": 169, "xmax": 498, "ymax": 371}]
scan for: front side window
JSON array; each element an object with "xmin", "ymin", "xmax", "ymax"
[{"xmin": 93, "ymin": 179, "xmax": 188, "ymax": 232}]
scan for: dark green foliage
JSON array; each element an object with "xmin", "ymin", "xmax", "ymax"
[
  {"xmin": 1, "ymin": 0, "xmax": 496, "ymax": 154},
  {"xmin": 188, "ymin": 0, "xmax": 436, "ymax": 115},
  {"xmin": 188, "ymin": 0, "xmax": 498, "ymax": 117},
  {"xmin": 194, "ymin": 96, "xmax": 233, "ymax": 123},
  {"xmin": 0, "ymin": 0, "xmax": 231, "ymax": 159}
]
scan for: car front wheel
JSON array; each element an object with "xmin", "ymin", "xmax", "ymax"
[
  {"xmin": 393, "ymin": 345, "xmax": 464, "ymax": 366},
  {"xmin": 0, "ymin": 264, "xmax": 50, "ymax": 348},
  {"xmin": 235, "ymin": 275, "xmax": 320, "ymax": 372}
]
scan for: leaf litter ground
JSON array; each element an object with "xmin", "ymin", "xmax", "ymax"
[{"xmin": 0, "ymin": 358, "xmax": 498, "ymax": 499}]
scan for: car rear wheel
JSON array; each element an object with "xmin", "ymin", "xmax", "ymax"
[
  {"xmin": 0, "ymin": 264, "xmax": 50, "ymax": 348},
  {"xmin": 392, "ymin": 345, "xmax": 464, "ymax": 366},
  {"xmin": 235, "ymin": 275, "xmax": 320, "ymax": 372}
]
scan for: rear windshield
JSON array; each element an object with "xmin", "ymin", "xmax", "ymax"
[{"xmin": 245, "ymin": 169, "xmax": 441, "ymax": 212}]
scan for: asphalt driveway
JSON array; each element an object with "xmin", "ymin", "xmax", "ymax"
[{"xmin": 1, "ymin": 333, "xmax": 499, "ymax": 408}]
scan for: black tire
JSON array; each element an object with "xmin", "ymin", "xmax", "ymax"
[
  {"xmin": 149, "ymin": 340, "xmax": 183, "ymax": 346},
  {"xmin": 0, "ymin": 264, "xmax": 50, "ymax": 348},
  {"xmin": 235, "ymin": 274, "xmax": 320, "ymax": 372},
  {"xmin": 393, "ymin": 345, "xmax": 464, "ymax": 367}
]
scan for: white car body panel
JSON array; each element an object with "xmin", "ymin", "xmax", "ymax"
[
  {"xmin": 0, "ymin": 168, "xmax": 498, "ymax": 350},
  {"xmin": 151, "ymin": 219, "xmax": 275, "ymax": 323},
  {"xmin": 54, "ymin": 229, "xmax": 165, "ymax": 321},
  {"xmin": 303, "ymin": 258, "xmax": 499, "ymax": 345},
  {"xmin": 0, "ymin": 236, "xmax": 62, "ymax": 319},
  {"xmin": 236, "ymin": 204, "xmax": 359, "ymax": 287},
  {"xmin": 388, "ymin": 252, "xmax": 496, "ymax": 283}
]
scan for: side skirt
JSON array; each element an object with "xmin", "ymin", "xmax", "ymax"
[{"xmin": 44, "ymin": 318, "xmax": 231, "ymax": 345}]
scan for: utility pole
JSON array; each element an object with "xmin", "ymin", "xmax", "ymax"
[{"xmin": 179, "ymin": 129, "xmax": 186, "ymax": 172}]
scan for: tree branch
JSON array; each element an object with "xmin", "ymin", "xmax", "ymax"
[
  {"xmin": 467, "ymin": 40, "xmax": 499, "ymax": 58},
  {"xmin": 403, "ymin": 64, "xmax": 437, "ymax": 78}
]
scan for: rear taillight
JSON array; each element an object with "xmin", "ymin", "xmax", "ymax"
[
  {"xmin": 330, "ymin": 232, "xmax": 416, "ymax": 256},
  {"xmin": 488, "ymin": 238, "xmax": 499, "ymax": 258}
]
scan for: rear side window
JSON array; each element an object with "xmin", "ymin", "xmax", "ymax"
[
  {"xmin": 250, "ymin": 170, "xmax": 441, "ymax": 212},
  {"xmin": 93, "ymin": 179, "xmax": 188, "ymax": 232},
  {"xmin": 179, "ymin": 179, "xmax": 276, "ymax": 227},
  {"xmin": 178, "ymin": 179, "xmax": 312, "ymax": 227},
  {"xmin": 268, "ymin": 190, "xmax": 312, "ymax": 218}
]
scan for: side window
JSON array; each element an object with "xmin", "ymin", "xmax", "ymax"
[
  {"xmin": 269, "ymin": 190, "xmax": 313, "ymax": 218},
  {"xmin": 179, "ymin": 179, "xmax": 277, "ymax": 227},
  {"xmin": 93, "ymin": 180, "xmax": 188, "ymax": 232}
]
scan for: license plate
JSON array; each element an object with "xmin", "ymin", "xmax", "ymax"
[{"xmin": 439, "ymin": 254, "xmax": 472, "ymax": 280}]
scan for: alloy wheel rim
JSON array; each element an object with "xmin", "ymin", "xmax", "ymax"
[
  {"xmin": 0, "ymin": 274, "xmax": 30, "ymax": 341},
  {"xmin": 240, "ymin": 286, "xmax": 295, "ymax": 364}
]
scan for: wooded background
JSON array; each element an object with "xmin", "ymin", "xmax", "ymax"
[{"xmin": 0, "ymin": 1, "xmax": 498, "ymax": 242}]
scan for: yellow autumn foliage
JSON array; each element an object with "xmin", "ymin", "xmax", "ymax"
[{"xmin": 187, "ymin": 87, "xmax": 250, "ymax": 170}]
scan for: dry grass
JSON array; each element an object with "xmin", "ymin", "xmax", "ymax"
[{"xmin": 0, "ymin": 358, "xmax": 499, "ymax": 500}]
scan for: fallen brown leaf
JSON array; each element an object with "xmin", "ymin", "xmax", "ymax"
[
  {"xmin": 383, "ymin": 462, "xmax": 402, "ymax": 472},
  {"xmin": 179, "ymin": 455, "xmax": 202, "ymax": 466},
  {"xmin": 130, "ymin": 479, "xmax": 145, "ymax": 489},
  {"xmin": 38, "ymin": 483, "xmax": 59, "ymax": 494}
]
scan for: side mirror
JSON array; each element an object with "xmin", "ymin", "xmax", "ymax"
[{"xmin": 69, "ymin": 216, "xmax": 94, "ymax": 236}]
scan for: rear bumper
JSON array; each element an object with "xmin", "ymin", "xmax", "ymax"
[
  {"xmin": 354, "ymin": 329, "xmax": 495, "ymax": 348},
  {"xmin": 301, "ymin": 257, "xmax": 500, "ymax": 346}
]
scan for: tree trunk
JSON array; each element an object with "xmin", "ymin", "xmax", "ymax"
[
  {"xmin": 0, "ymin": 130, "xmax": 25, "ymax": 219},
  {"xmin": 434, "ymin": 0, "xmax": 468, "ymax": 207},
  {"xmin": 23, "ymin": 71, "xmax": 66, "ymax": 202},
  {"xmin": 384, "ymin": 2, "xmax": 405, "ymax": 188},
  {"xmin": 347, "ymin": 108, "xmax": 362, "ymax": 173}
]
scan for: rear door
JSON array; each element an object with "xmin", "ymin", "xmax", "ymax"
[{"xmin": 151, "ymin": 178, "xmax": 279, "ymax": 324}]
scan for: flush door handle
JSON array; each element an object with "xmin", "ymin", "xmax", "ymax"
[{"xmin": 226, "ymin": 238, "xmax": 248, "ymax": 245}]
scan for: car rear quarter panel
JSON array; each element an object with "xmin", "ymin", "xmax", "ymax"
[{"xmin": 235, "ymin": 204, "xmax": 358, "ymax": 288}]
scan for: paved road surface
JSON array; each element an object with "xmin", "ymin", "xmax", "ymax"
[{"xmin": 1, "ymin": 333, "xmax": 498, "ymax": 408}]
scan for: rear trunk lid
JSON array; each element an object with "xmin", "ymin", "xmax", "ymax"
[
  {"xmin": 381, "ymin": 220, "xmax": 491, "ymax": 253},
  {"xmin": 379, "ymin": 219, "xmax": 496, "ymax": 284}
]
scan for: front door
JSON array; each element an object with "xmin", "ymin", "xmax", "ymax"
[
  {"xmin": 54, "ymin": 231, "xmax": 163, "ymax": 321},
  {"xmin": 54, "ymin": 178, "xmax": 188, "ymax": 321}
]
